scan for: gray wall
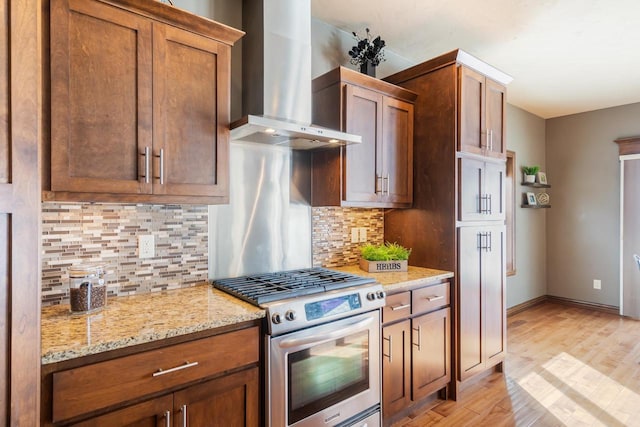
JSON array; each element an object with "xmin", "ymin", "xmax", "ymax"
[
  {"xmin": 546, "ymin": 102, "xmax": 640, "ymax": 307},
  {"xmin": 506, "ymin": 105, "xmax": 547, "ymax": 308},
  {"xmin": 311, "ymin": 18, "xmax": 415, "ymax": 78}
]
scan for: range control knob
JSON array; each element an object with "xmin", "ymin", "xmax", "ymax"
[
  {"xmin": 376, "ymin": 290, "xmax": 386, "ymax": 299},
  {"xmin": 271, "ymin": 313, "xmax": 282, "ymax": 324},
  {"xmin": 366, "ymin": 292, "xmax": 376, "ymax": 301},
  {"xmin": 285, "ymin": 310, "xmax": 297, "ymax": 321}
]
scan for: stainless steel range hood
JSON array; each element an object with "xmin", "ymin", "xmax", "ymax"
[{"xmin": 230, "ymin": 0, "xmax": 361, "ymax": 149}]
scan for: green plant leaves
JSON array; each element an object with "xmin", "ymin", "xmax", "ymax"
[{"xmin": 360, "ymin": 242, "xmax": 411, "ymax": 261}]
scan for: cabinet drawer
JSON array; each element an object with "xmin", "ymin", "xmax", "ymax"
[
  {"xmin": 382, "ymin": 291, "xmax": 411, "ymax": 324},
  {"xmin": 52, "ymin": 326, "xmax": 259, "ymax": 423},
  {"xmin": 412, "ymin": 282, "xmax": 449, "ymax": 314}
]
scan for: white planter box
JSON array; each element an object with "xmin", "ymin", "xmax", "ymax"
[{"xmin": 359, "ymin": 258, "xmax": 408, "ymax": 273}]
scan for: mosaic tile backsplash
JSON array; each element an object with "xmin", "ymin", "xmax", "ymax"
[
  {"xmin": 312, "ymin": 207, "xmax": 384, "ymax": 268},
  {"xmin": 41, "ymin": 203, "xmax": 383, "ymax": 306},
  {"xmin": 42, "ymin": 203, "xmax": 209, "ymax": 306}
]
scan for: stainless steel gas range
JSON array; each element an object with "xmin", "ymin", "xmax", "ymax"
[{"xmin": 214, "ymin": 268, "xmax": 386, "ymax": 427}]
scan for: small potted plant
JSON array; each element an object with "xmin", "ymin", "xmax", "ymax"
[
  {"xmin": 348, "ymin": 28, "xmax": 386, "ymax": 77},
  {"xmin": 522, "ymin": 165, "xmax": 540, "ymax": 183},
  {"xmin": 359, "ymin": 242, "xmax": 411, "ymax": 273}
]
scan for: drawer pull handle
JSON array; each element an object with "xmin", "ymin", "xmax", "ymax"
[
  {"xmin": 390, "ymin": 303, "xmax": 410, "ymax": 311},
  {"xmin": 152, "ymin": 361, "xmax": 199, "ymax": 377},
  {"xmin": 426, "ymin": 295, "xmax": 445, "ymax": 302}
]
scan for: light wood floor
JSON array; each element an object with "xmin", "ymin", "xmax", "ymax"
[{"xmin": 394, "ymin": 302, "xmax": 640, "ymax": 426}]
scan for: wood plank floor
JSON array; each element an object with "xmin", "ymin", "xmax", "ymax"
[{"xmin": 393, "ymin": 302, "xmax": 640, "ymax": 426}]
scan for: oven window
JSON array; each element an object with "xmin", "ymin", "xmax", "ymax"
[{"xmin": 288, "ymin": 330, "xmax": 369, "ymax": 424}]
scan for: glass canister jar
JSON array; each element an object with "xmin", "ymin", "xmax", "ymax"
[{"xmin": 68, "ymin": 264, "xmax": 107, "ymax": 313}]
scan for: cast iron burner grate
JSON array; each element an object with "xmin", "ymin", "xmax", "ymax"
[{"xmin": 212, "ymin": 267, "xmax": 375, "ymax": 306}]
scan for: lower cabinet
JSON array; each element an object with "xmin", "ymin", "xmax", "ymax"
[
  {"xmin": 71, "ymin": 367, "xmax": 259, "ymax": 427},
  {"xmin": 381, "ymin": 280, "xmax": 451, "ymax": 424},
  {"xmin": 42, "ymin": 325, "xmax": 260, "ymax": 426},
  {"xmin": 458, "ymin": 225, "xmax": 506, "ymax": 381}
]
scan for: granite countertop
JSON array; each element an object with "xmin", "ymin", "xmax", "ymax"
[
  {"xmin": 329, "ymin": 265, "xmax": 454, "ymax": 292},
  {"xmin": 41, "ymin": 284, "xmax": 265, "ymax": 365}
]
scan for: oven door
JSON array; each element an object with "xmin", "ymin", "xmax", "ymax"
[{"xmin": 268, "ymin": 310, "xmax": 381, "ymax": 427}]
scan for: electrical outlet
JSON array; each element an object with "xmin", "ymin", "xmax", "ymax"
[
  {"xmin": 351, "ymin": 228, "xmax": 359, "ymax": 243},
  {"xmin": 593, "ymin": 279, "xmax": 601, "ymax": 290},
  {"xmin": 359, "ymin": 227, "xmax": 367, "ymax": 243},
  {"xmin": 138, "ymin": 234, "xmax": 155, "ymax": 259}
]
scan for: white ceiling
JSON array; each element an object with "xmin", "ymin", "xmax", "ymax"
[{"xmin": 311, "ymin": 0, "xmax": 640, "ymax": 119}]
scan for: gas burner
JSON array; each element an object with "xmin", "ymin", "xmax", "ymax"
[{"xmin": 212, "ymin": 267, "xmax": 375, "ymax": 306}]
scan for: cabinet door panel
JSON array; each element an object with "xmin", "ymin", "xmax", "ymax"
[
  {"xmin": 485, "ymin": 79, "xmax": 506, "ymax": 159},
  {"xmin": 458, "ymin": 66, "xmax": 484, "ymax": 156},
  {"xmin": 71, "ymin": 395, "xmax": 173, "ymax": 427},
  {"xmin": 458, "ymin": 227, "xmax": 483, "ymax": 380},
  {"xmin": 51, "ymin": 0, "xmax": 153, "ymax": 194},
  {"xmin": 484, "ymin": 161, "xmax": 506, "ymax": 220},
  {"xmin": 343, "ymin": 84, "xmax": 382, "ymax": 203},
  {"xmin": 153, "ymin": 24, "xmax": 229, "ymax": 197},
  {"xmin": 459, "ymin": 157, "xmax": 484, "ymax": 221},
  {"xmin": 484, "ymin": 226, "xmax": 505, "ymax": 363},
  {"xmin": 174, "ymin": 367, "xmax": 259, "ymax": 427},
  {"xmin": 382, "ymin": 320, "xmax": 411, "ymax": 419},
  {"xmin": 0, "ymin": 0, "xmax": 7, "ymax": 185},
  {"xmin": 0, "ymin": 214, "xmax": 8, "ymax": 423},
  {"xmin": 412, "ymin": 308, "xmax": 450, "ymax": 401},
  {"xmin": 381, "ymin": 97, "xmax": 413, "ymax": 204}
]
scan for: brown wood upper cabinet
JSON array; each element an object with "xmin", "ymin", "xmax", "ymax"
[
  {"xmin": 459, "ymin": 66, "xmax": 506, "ymax": 159},
  {"xmin": 311, "ymin": 67, "xmax": 416, "ymax": 208},
  {"xmin": 459, "ymin": 155, "xmax": 505, "ymax": 221},
  {"xmin": 48, "ymin": 0, "xmax": 243, "ymax": 204}
]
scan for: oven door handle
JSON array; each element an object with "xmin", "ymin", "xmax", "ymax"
[{"xmin": 278, "ymin": 317, "xmax": 374, "ymax": 349}]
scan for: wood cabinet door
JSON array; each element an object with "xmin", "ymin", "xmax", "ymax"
[
  {"xmin": 483, "ymin": 226, "xmax": 506, "ymax": 365},
  {"xmin": 381, "ymin": 96, "xmax": 413, "ymax": 205},
  {"xmin": 50, "ymin": 0, "xmax": 153, "ymax": 194},
  {"xmin": 173, "ymin": 367, "xmax": 259, "ymax": 427},
  {"xmin": 2, "ymin": 0, "xmax": 41, "ymax": 423},
  {"xmin": 485, "ymin": 79, "xmax": 506, "ymax": 159},
  {"xmin": 382, "ymin": 320, "xmax": 411, "ymax": 419},
  {"xmin": 457, "ymin": 226, "xmax": 483, "ymax": 380},
  {"xmin": 343, "ymin": 84, "xmax": 383, "ymax": 204},
  {"xmin": 412, "ymin": 308, "xmax": 451, "ymax": 401},
  {"xmin": 152, "ymin": 23, "xmax": 229, "ymax": 197},
  {"xmin": 459, "ymin": 156, "xmax": 484, "ymax": 221},
  {"xmin": 484, "ymin": 161, "xmax": 506, "ymax": 220},
  {"xmin": 458, "ymin": 66, "xmax": 485, "ymax": 156},
  {"xmin": 70, "ymin": 395, "xmax": 173, "ymax": 427}
]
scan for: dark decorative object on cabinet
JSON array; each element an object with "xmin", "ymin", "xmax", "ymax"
[
  {"xmin": 360, "ymin": 60, "xmax": 376, "ymax": 77},
  {"xmin": 348, "ymin": 27, "xmax": 386, "ymax": 77}
]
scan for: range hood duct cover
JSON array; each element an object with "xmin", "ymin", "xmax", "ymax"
[{"xmin": 231, "ymin": 0, "xmax": 361, "ymax": 149}]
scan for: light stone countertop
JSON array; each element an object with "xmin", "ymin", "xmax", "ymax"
[
  {"xmin": 329, "ymin": 265, "xmax": 454, "ymax": 292},
  {"xmin": 42, "ymin": 266, "xmax": 452, "ymax": 365},
  {"xmin": 41, "ymin": 284, "xmax": 265, "ymax": 365}
]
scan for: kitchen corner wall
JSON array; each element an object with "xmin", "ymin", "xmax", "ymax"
[
  {"xmin": 312, "ymin": 207, "xmax": 384, "ymax": 268},
  {"xmin": 41, "ymin": 203, "xmax": 209, "ymax": 306}
]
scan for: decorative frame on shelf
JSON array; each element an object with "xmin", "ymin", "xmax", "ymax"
[
  {"xmin": 537, "ymin": 171, "xmax": 548, "ymax": 185},
  {"xmin": 526, "ymin": 192, "xmax": 537, "ymax": 205}
]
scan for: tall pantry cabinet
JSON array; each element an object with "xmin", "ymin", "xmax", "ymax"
[
  {"xmin": 384, "ymin": 49, "xmax": 512, "ymax": 397},
  {"xmin": 1, "ymin": 0, "xmax": 42, "ymax": 423}
]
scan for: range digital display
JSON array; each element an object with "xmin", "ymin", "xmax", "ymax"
[{"xmin": 305, "ymin": 294, "xmax": 362, "ymax": 321}]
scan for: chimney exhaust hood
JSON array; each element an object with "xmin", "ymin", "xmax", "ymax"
[{"xmin": 230, "ymin": 0, "xmax": 361, "ymax": 149}]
